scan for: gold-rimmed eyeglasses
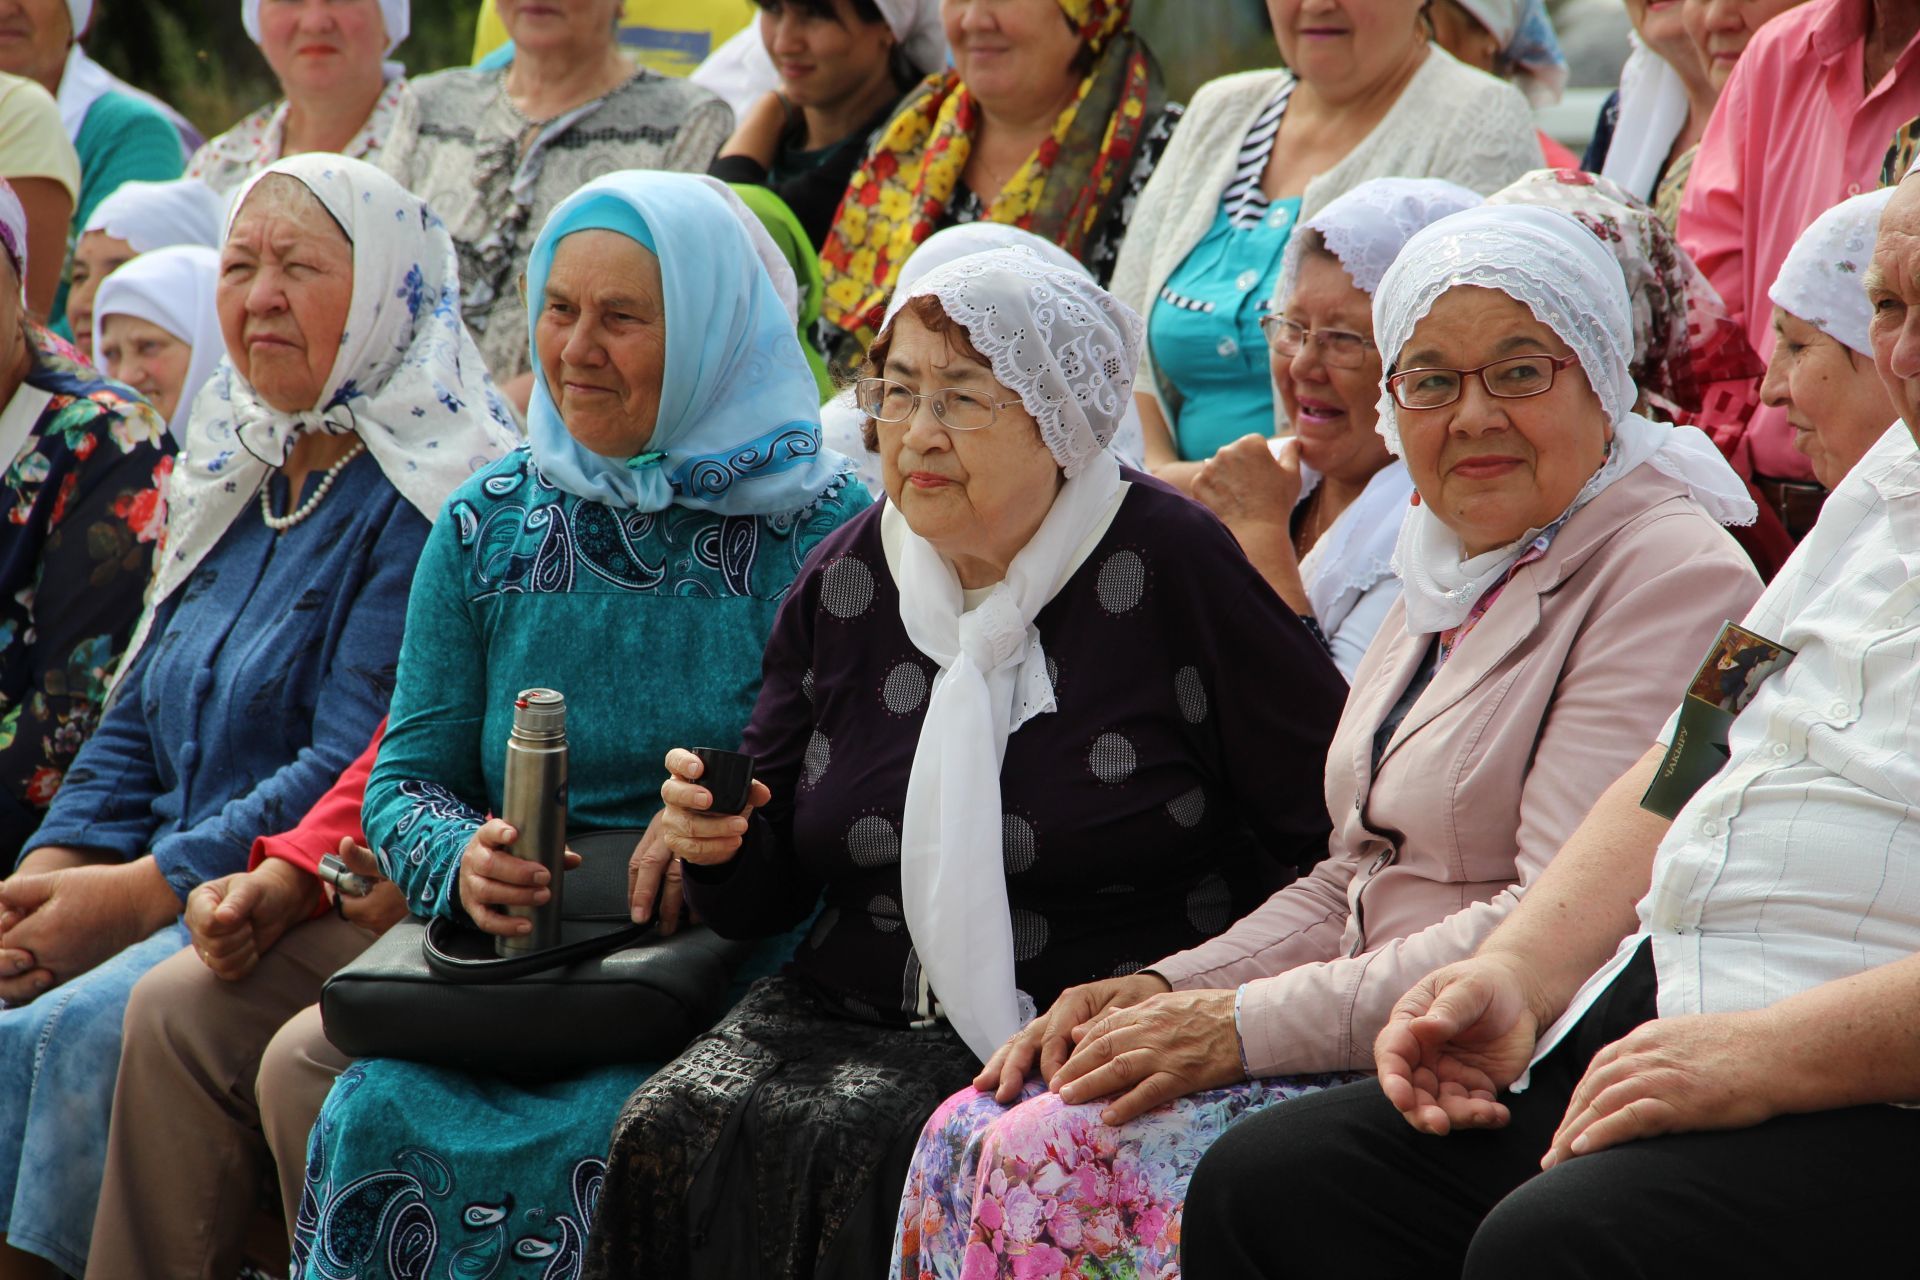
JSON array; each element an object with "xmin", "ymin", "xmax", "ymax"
[
  {"xmin": 1385, "ymin": 353, "xmax": 1582, "ymax": 411},
  {"xmin": 854, "ymin": 377, "xmax": 1024, "ymax": 431}
]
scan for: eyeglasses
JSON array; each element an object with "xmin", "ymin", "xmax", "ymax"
[
  {"xmin": 854, "ymin": 377, "xmax": 1023, "ymax": 432},
  {"xmin": 1385, "ymin": 353, "xmax": 1582, "ymax": 411},
  {"xmin": 1259, "ymin": 316, "xmax": 1375, "ymax": 368}
]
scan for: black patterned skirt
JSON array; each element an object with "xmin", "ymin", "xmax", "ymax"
[{"xmin": 583, "ymin": 975, "xmax": 978, "ymax": 1279}]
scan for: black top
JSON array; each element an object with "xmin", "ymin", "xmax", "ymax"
[
  {"xmin": 709, "ymin": 96, "xmax": 903, "ymax": 249},
  {"xmin": 686, "ymin": 472, "xmax": 1347, "ymax": 1024}
]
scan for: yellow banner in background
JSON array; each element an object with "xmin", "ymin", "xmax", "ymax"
[{"xmin": 470, "ymin": 0, "xmax": 756, "ymax": 78}]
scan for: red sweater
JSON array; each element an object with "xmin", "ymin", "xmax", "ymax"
[{"xmin": 247, "ymin": 720, "xmax": 384, "ymax": 890}]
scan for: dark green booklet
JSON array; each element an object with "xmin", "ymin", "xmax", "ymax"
[{"xmin": 1642, "ymin": 621, "xmax": 1795, "ymax": 820}]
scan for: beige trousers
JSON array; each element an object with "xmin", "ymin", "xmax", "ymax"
[{"xmin": 84, "ymin": 911, "xmax": 370, "ymax": 1280}]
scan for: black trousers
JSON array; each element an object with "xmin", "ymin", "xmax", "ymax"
[{"xmin": 1183, "ymin": 943, "xmax": 1920, "ymax": 1279}]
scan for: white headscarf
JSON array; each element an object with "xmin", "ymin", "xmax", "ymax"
[
  {"xmin": 91, "ymin": 245, "xmax": 221, "ymax": 443},
  {"xmin": 82, "ymin": 178, "xmax": 225, "ymax": 253},
  {"xmin": 821, "ymin": 224, "xmax": 1145, "ymax": 484},
  {"xmin": 888, "ymin": 248, "xmax": 1142, "ymax": 1061},
  {"xmin": 128, "ymin": 153, "xmax": 519, "ymax": 673},
  {"xmin": 690, "ymin": 0, "xmax": 946, "ymax": 120},
  {"xmin": 1374, "ymin": 205, "xmax": 1755, "ymax": 635},
  {"xmin": 1768, "ymin": 187, "xmax": 1895, "ymax": 359},
  {"xmin": 1453, "ymin": 0, "xmax": 1567, "ymax": 106},
  {"xmin": 1599, "ymin": 34, "xmax": 1689, "ymax": 201},
  {"xmin": 242, "ymin": 0, "xmax": 410, "ymax": 52}
]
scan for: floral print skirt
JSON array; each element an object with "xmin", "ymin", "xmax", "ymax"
[{"xmin": 893, "ymin": 1071, "xmax": 1363, "ymax": 1280}]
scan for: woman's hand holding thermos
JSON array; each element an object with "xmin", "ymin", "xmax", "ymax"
[{"xmin": 456, "ymin": 819, "xmax": 581, "ymax": 937}]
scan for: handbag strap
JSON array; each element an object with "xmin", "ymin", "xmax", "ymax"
[{"xmin": 422, "ymin": 915, "xmax": 656, "ymax": 983}]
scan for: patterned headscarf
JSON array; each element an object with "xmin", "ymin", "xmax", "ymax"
[
  {"xmin": 1487, "ymin": 169, "xmax": 1765, "ymax": 438},
  {"xmin": 1768, "ymin": 187, "xmax": 1896, "ymax": 358},
  {"xmin": 524, "ymin": 172, "xmax": 853, "ymax": 516},
  {"xmin": 1454, "ymin": 0, "xmax": 1567, "ymax": 106},
  {"xmin": 819, "ymin": 0, "xmax": 1162, "ymax": 352}
]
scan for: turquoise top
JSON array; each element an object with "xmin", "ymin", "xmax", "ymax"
[
  {"xmin": 364, "ymin": 446, "xmax": 871, "ymax": 920},
  {"xmin": 52, "ymin": 92, "xmax": 186, "ymax": 330},
  {"xmin": 1147, "ymin": 196, "xmax": 1301, "ymax": 462}
]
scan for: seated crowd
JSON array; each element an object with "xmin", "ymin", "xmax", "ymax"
[{"xmin": 0, "ymin": 0, "xmax": 1913, "ymax": 1278}]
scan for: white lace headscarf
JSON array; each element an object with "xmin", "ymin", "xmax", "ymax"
[
  {"xmin": 884, "ymin": 248, "xmax": 1143, "ymax": 1061},
  {"xmin": 1768, "ymin": 187, "xmax": 1895, "ymax": 358},
  {"xmin": 1374, "ymin": 204, "xmax": 1755, "ymax": 634}
]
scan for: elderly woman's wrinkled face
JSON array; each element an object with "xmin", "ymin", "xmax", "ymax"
[
  {"xmin": 0, "ymin": 0, "xmax": 74, "ymax": 85},
  {"xmin": 1868, "ymin": 182, "xmax": 1920, "ymax": 443},
  {"xmin": 257, "ymin": 0, "xmax": 390, "ymax": 96},
  {"xmin": 1269, "ymin": 0, "xmax": 1425, "ymax": 96},
  {"xmin": 877, "ymin": 310, "xmax": 1062, "ymax": 585},
  {"xmin": 1394, "ymin": 286, "xmax": 1609, "ymax": 555},
  {"xmin": 218, "ymin": 177, "xmax": 354, "ymax": 414},
  {"xmin": 761, "ymin": 0, "xmax": 897, "ymax": 110},
  {"xmin": 501, "ymin": 0, "xmax": 623, "ymax": 50},
  {"xmin": 99, "ymin": 314, "xmax": 193, "ymax": 424},
  {"xmin": 943, "ymin": 0, "xmax": 1083, "ymax": 108},
  {"xmin": 536, "ymin": 229, "xmax": 666, "ymax": 459},
  {"xmin": 67, "ymin": 231, "xmax": 138, "ymax": 362},
  {"xmin": 1683, "ymin": 0, "xmax": 1805, "ymax": 89},
  {"xmin": 1762, "ymin": 307, "xmax": 1895, "ymax": 489},
  {"xmin": 1276, "ymin": 251, "xmax": 1392, "ymax": 484}
]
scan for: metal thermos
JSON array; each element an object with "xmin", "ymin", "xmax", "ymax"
[{"xmin": 497, "ymin": 688, "xmax": 569, "ymax": 957}]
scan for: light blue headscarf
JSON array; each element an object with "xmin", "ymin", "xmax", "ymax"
[{"xmin": 524, "ymin": 172, "xmax": 853, "ymax": 515}]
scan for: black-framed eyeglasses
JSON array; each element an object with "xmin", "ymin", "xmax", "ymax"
[
  {"xmin": 1385, "ymin": 352, "xmax": 1582, "ymax": 411},
  {"xmin": 854, "ymin": 377, "xmax": 1023, "ymax": 432},
  {"xmin": 1259, "ymin": 316, "xmax": 1375, "ymax": 368}
]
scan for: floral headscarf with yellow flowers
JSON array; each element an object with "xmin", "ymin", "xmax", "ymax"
[{"xmin": 818, "ymin": 0, "xmax": 1162, "ymax": 355}]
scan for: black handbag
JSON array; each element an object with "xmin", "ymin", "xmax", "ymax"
[{"xmin": 320, "ymin": 829, "xmax": 753, "ymax": 1073}]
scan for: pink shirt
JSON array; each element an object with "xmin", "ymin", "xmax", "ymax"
[{"xmin": 1677, "ymin": 0, "xmax": 1920, "ymax": 483}]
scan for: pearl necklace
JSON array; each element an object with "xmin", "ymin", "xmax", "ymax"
[{"xmin": 259, "ymin": 440, "xmax": 367, "ymax": 532}]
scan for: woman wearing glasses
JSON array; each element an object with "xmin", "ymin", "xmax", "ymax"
[
  {"xmin": 1191, "ymin": 177, "xmax": 1481, "ymax": 678},
  {"xmin": 889, "ymin": 204, "xmax": 1764, "ymax": 1280},
  {"xmin": 609, "ymin": 248, "xmax": 1345, "ymax": 1276}
]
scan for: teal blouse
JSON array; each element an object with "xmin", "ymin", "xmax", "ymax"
[
  {"xmin": 50, "ymin": 92, "xmax": 186, "ymax": 331},
  {"xmin": 363, "ymin": 447, "xmax": 871, "ymax": 920},
  {"xmin": 1147, "ymin": 196, "xmax": 1301, "ymax": 462}
]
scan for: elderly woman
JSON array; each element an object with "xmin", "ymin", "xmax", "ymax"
[
  {"xmin": 1761, "ymin": 188, "xmax": 1900, "ymax": 489},
  {"xmin": 282, "ymin": 172, "xmax": 869, "ymax": 1278},
  {"xmin": 821, "ymin": 221, "xmax": 1151, "ymax": 491},
  {"xmin": 1193, "ymin": 177, "xmax": 1480, "ymax": 678},
  {"xmin": 0, "ymin": 2, "xmax": 187, "ymax": 232},
  {"xmin": 892, "ymin": 206, "xmax": 1764, "ymax": 1280},
  {"xmin": 709, "ymin": 0, "xmax": 945, "ymax": 248},
  {"xmin": 1114, "ymin": 0, "xmax": 1540, "ymax": 489},
  {"xmin": 189, "ymin": 0, "xmax": 412, "ymax": 195},
  {"xmin": 580, "ymin": 247, "xmax": 1344, "ymax": 1278},
  {"xmin": 818, "ymin": 0, "xmax": 1183, "ymax": 369},
  {"xmin": 0, "ymin": 154, "xmax": 516, "ymax": 1278},
  {"xmin": 64, "ymin": 176, "xmax": 222, "ymax": 359},
  {"xmin": 0, "ymin": 182, "xmax": 169, "ymax": 869},
  {"xmin": 1585, "ymin": 0, "xmax": 1717, "ymax": 224},
  {"xmin": 1423, "ymin": 0, "xmax": 1576, "ymax": 166},
  {"xmin": 91, "ymin": 244, "xmax": 220, "ymax": 443},
  {"xmin": 377, "ymin": 0, "xmax": 731, "ymax": 396}
]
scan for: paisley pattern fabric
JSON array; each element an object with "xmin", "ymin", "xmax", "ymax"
[
  {"xmin": 0, "ymin": 330, "xmax": 170, "ymax": 860},
  {"xmin": 818, "ymin": 0, "xmax": 1166, "ymax": 353},
  {"xmin": 893, "ymin": 1072, "xmax": 1362, "ymax": 1280}
]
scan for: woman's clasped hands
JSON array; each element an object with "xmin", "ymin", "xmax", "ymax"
[
  {"xmin": 0, "ymin": 847, "xmax": 183, "ymax": 1002},
  {"xmin": 974, "ymin": 974, "xmax": 1249, "ymax": 1126}
]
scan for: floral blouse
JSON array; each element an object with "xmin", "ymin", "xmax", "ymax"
[
  {"xmin": 0, "ymin": 332, "xmax": 171, "ymax": 861},
  {"xmin": 186, "ymin": 77, "xmax": 411, "ymax": 195}
]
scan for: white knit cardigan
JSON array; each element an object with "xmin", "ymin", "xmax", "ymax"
[{"xmin": 1109, "ymin": 46, "xmax": 1544, "ymax": 422}]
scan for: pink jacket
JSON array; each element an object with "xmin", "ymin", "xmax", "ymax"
[{"xmin": 1150, "ymin": 466, "xmax": 1763, "ymax": 1076}]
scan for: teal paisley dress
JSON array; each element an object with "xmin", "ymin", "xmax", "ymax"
[
  {"xmin": 293, "ymin": 445, "xmax": 868, "ymax": 1280},
  {"xmin": 0, "ymin": 329, "xmax": 171, "ymax": 861}
]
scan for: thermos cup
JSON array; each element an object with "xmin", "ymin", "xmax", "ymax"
[
  {"xmin": 499, "ymin": 688, "xmax": 569, "ymax": 957},
  {"xmin": 692, "ymin": 747, "xmax": 755, "ymax": 814}
]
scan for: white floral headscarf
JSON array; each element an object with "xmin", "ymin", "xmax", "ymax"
[{"xmin": 1768, "ymin": 187, "xmax": 1896, "ymax": 358}]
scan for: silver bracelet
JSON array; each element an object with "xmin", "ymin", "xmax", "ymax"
[{"xmin": 1232, "ymin": 984, "xmax": 1254, "ymax": 1081}]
